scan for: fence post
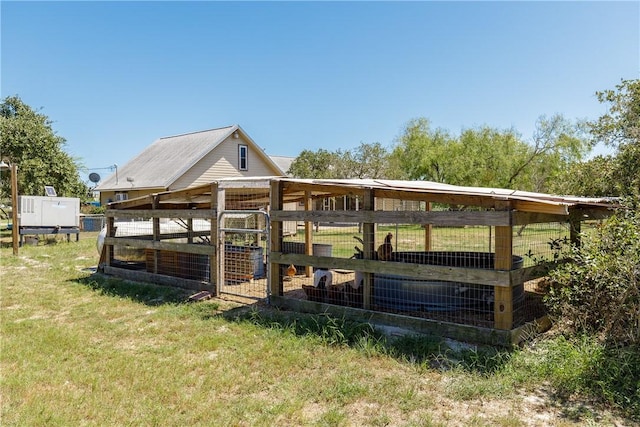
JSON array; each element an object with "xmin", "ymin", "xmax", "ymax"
[
  {"xmin": 569, "ymin": 210, "xmax": 582, "ymax": 249},
  {"xmin": 152, "ymin": 195, "xmax": 160, "ymax": 274},
  {"xmin": 304, "ymin": 190, "xmax": 313, "ymax": 277},
  {"xmin": 362, "ymin": 188, "xmax": 375, "ymax": 310},
  {"xmin": 212, "ymin": 182, "xmax": 221, "ymax": 297},
  {"xmin": 494, "ymin": 199, "xmax": 514, "ymax": 330},
  {"xmin": 424, "ymin": 201, "xmax": 432, "ymax": 251},
  {"xmin": 269, "ymin": 179, "xmax": 284, "ymax": 298}
]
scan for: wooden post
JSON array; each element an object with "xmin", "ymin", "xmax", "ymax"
[
  {"xmin": 424, "ymin": 201, "xmax": 432, "ymax": 251},
  {"xmin": 269, "ymin": 180, "xmax": 284, "ymax": 297},
  {"xmin": 362, "ymin": 189, "xmax": 375, "ymax": 310},
  {"xmin": 152, "ymin": 195, "xmax": 160, "ymax": 274},
  {"xmin": 493, "ymin": 200, "xmax": 514, "ymax": 330},
  {"xmin": 187, "ymin": 218, "xmax": 194, "ymax": 244},
  {"xmin": 212, "ymin": 183, "xmax": 222, "ymax": 297},
  {"xmin": 10, "ymin": 164, "xmax": 18, "ymax": 256},
  {"xmin": 105, "ymin": 215, "xmax": 115, "ymax": 268},
  {"xmin": 304, "ymin": 191, "xmax": 313, "ymax": 277},
  {"xmin": 569, "ymin": 210, "xmax": 582, "ymax": 249}
]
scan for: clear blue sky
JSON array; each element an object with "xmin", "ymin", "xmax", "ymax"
[{"xmin": 2, "ymin": 1, "xmax": 638, "ymax": 184}]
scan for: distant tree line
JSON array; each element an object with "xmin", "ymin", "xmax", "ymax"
[
  {"xmin": 1, "ymin": 79, "xmax": 638, "ymax": 201},
  {"xmin": 288, "ymin": 78, "xmax": 639, "ymax": 198}
]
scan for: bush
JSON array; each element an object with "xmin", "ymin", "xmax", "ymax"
[{"xmin": 545, "ymin": 197, "xmax": 640, "ymax": 346}]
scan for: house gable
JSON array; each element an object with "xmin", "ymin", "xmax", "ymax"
[
  {"xmin": 171, "ymin": 131, "xmax": 283, "ymax": 189},
  {"xmin": 96, "ymin": 124, "xmax": 287, "ymax": 204}
]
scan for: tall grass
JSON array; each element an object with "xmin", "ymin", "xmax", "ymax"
[{"xmin": 1, "ymin": 232, "xmax": 636, "ymax": 425}]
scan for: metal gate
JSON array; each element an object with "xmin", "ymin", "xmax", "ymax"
[{"xmin": 217, "ymin": 210, "xmax": 270, "ymax": 301}]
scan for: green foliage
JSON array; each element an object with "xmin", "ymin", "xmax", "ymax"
[
  {"xmin": 545, "ymin": 198, "xmax": 640, "ymax": 347},
  {"xmin": 287, "ymin": 148, "xmax": 341, "ymax": 178},
  {"xmin": 287, "ymin": 142, "xmax": 394, "ymax": 179},
  {"xmin": 389, "ymin": 118, "xmax": 457, "ymax": 182},
  {"xmin": 391, "ymin": 115, "xmax": 589, "ymax": 192},
  {"xmin": 552, "ymin": 154, "xmax": 618, "ymax": 197},
  {"xmin": 0, "ymin": 95, "xmax": 89, "ymax": 199},
  {"xmin": 516, "ymin": 336, "xmax": 640, "ymax": 420},
  {"xmin": 590, "ymin": 78, "xmax": 640, "ymax": 150},
  {"xmin": 560, "ymin": 78, "xmax": 640, "ymax": 197},
  {"xmin": 242, "ymin": 309, "xmax": 386, "ymax": 348}
]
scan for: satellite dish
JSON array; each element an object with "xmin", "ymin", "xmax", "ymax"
[{"xmin": 89, "ymin": 172, "xmax": 101, "ymax": 183}]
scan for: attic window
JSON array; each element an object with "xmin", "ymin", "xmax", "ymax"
[{"xmin": 238, "ymin": 144, "xmax": 248, "ymax": 171}]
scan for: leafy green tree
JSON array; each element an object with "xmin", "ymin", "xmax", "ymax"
[
  {"xmin": 343, "ymin": 142, "xmax": 393, "ymax": 179},
  {"xmin": 287, "ymin": 148, "xmax": 341, "ymax": 178},
  {"xmin": 553, "ymin": 79, "xmax": 639, "ymax": 197},
  {"xmin": 456, "ymin": 126, "xmax": 525, "ymax": 188},
  {"xmin": 520, "ymin": 115, "xmax": 592, "ymax": 192},
  {"xmin": 288, "ymin": 142, "xmax": 393, "ymax": 179},
  {"xmin": 392, "ymin": 115, "xmax": 589, "ymax": 193},
  {"xmin": 0, "ymin": 96, "xmax": 88, "ymax": 199},
  {"xmin": 552, "ymin": 155, "xmax": 618, "ymax": 197},
  {"xmin": 390, "ymin": 118, "xmax": 459, "ymax": 183},
  {"xmin": 589, "ymin": 78, "xmax": 640, "ymax": 196}
]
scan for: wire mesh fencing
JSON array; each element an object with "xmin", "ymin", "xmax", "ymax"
[{"xmin": 279, "ymin": 199, "xmax": 558, "ymax": 329}]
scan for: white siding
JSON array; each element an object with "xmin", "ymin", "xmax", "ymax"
[{"xmin": 171, "ymin": 135, "xmax": 281, "ymax": 190}]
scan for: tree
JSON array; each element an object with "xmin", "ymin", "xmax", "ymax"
[
  {"xmin": 552, "ymin": 155, "xmax": 618, "ymax": 197},
  {"xmin": 552, "ymin": 79, "xmax": 640, "ymax": 197},
  {"xmin": 456, "ymin": 126, "xmax": 526, "ymax": 189},
  {"xmin": 0, "ymin": 96, "xmax": 89, "ymax": 199},
  {"xmin": 287, "ymin": 148, "xmax": 342, "ymax": 179},
  {"xmin": 589, "ymin": 78, "xmax": 640, "ymax": 196},
  {"xmin": 288, "ymin": 142, "xmax": 393, "ymax": 179},
  {"xmin": 392, "ymin": 115, "xmax": 589, "ymax": 193},
  {"xmin": 390, "ymin": 118, "xmax": 459, "ymax": 183},
  {"xmin": 343, "ymin": 142, "xmax": 394, "ymax": 179}
]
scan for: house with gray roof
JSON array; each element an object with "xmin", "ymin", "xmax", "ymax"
[{"xmin": 95, "ymin": 124, "xmax": 294, "ymax": 205}]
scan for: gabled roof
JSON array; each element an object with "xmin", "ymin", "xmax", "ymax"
[
  {"xmin": 95, "ymin": 124, "xmax": 286, "ymax": 192},
  {"xmin": 269, "ymin": 155, "xmax": 295, "ymax": 176}
]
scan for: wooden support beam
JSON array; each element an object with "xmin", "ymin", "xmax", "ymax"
[
  {"xmin": 271, "ymin": 252, "xmax": 512, "ymax": 286},
  {"xmin": 212, "ymin": 183, "xmax": 221, "ymax": 297},
  {"xmin": 104, "ymin": 238, "xmax": 215, "ymax": 255},
  {"xmin": 187, "ymin": 218, "xmax": 194, "ymax": 244},
  {"xmin": 269, "ymin": 180, "xmax": 284, "ymax": 298},
  {"xmin": 494, "ymin": 201, "xmax": 514, "ymax": 330},
  {"xmin": 362, "ymin": 189, "xmax": 375, "ymax": 310},
  {"xmin": 10, "ymin": 164, "xmax": 18, "ymax": 256},
  {"xmin": 569, "ymin": 210, "xmax": 582, "ymax": 248},
  {"xmin": 152, "ymin": 195, "xmax": 160, "ymax": 275},
  {"xmin": 304, "ymin": 191, "xmax": 313, "ymax": 277},
  {"xmin": 105, "ymin": 209, "xmax": 216, "ymax": 219},
  {"xmin": 424, "ymin": 201, "xmax": 432, "ymax": 251},
  {"xmin": 106, "ymin": 216, "xmax": 115, "ymax": 268},
  {"xmin": 271, "ymin": 209, "xmax": 513, "ymax": 226}
]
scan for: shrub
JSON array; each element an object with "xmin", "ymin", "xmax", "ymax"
[{"xmin": 545, "ymin": 197, "xmax": 640, "ymax": 346}]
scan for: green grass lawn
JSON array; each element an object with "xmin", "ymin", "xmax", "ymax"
[{"xmin": 1, "ymin": 232, "xmax": 635, "ymax": 426}]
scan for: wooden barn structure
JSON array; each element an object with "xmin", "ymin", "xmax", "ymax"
[{"xmin": 100, "ymin": 177, "xmax": 617, "ymax": 346}]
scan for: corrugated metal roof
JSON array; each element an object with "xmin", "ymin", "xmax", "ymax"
[
  {"xmin": 95, "ymin": 125, "xmax": 238, "ymax": 191},
  {"xmin": 317, "ymin": 179, "xmax": 614, "ymax": 204},
  {"xmin": 276, "ymin": 178, "xmax": 617, "ymax": 214},
  {"xmin": 107, "ymin": 177, "xmax": 617, "ymax": 216}
]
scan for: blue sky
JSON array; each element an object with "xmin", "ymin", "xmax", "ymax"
[{"xmin": 2, "ymin": 1, "xmax": 638, "ymax": 185}]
